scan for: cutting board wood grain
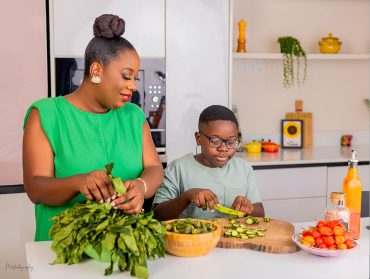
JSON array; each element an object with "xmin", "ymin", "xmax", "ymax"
[{"xmin": 216, "ymin": 218, "xmax": 300, "ymax": 254}]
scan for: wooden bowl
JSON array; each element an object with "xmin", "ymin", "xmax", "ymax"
[{"xmin": 163, "ymin": 219, "xmax": 221, "ymax": 257}]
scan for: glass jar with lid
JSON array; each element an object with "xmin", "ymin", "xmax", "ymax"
[{"xmin": 324, "ymin": 192, "xmax": 350, "ymax": 230}]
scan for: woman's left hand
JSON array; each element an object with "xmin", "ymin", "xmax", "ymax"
[
  {"xmin": 231, "ymin": 195, "xmax": 254, "ymax": 214},
  {"xmin": 110, "ymin": 179, "xmax": 145, "ymax": 214}
]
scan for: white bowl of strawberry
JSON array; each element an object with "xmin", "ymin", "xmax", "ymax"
[{"xmin": 292, "ymin": 219, "xmax": 358, "ymax": 257}]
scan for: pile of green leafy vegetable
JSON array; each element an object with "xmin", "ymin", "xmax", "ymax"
[{"xmin": 49, "ymin": 163, "xmax": 166, "ymax": 278}]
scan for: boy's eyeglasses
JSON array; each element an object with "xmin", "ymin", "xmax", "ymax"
[{"xmin": 199, "ymin": 131, "xmax": 240, "ymax": 149}]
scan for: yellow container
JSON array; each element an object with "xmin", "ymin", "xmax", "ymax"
[
  {"xmin": 319, "ymin": 33, "xmax": 341, "ymax": 54},
  {"xmin": 163, "ymin": 219, "xmax": 221, "ymax": 257},
  {"xmin": 245, "ymin": 141, "xmax": 262, "ymax": 153}
]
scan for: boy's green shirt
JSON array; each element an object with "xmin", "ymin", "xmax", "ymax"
[{"xmin": 153, "ymin": 153, "xmax": 261, "ymax": 219}]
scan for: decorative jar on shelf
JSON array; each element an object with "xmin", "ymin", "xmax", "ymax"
[{"xmin": 319, "ymin": 33, "xmax": 341, "ymax": 54}]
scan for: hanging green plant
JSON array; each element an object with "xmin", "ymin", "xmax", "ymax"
[{"xmin": 277, "ymin": 36, "xmax": 307, "ymax": 89}]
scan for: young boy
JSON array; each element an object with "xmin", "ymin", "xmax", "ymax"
[{"xmin": 153, "ymin": 105, "xmax": 264, "ymax": 220}]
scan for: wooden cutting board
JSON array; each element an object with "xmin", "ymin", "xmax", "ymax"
[
  {"xmin": 215, "ymin": 218, "xmax": 300, "ymax": 254},
  {"xmin": 285, "ymin": 100, "xmax": 313, "ymax": 148}
]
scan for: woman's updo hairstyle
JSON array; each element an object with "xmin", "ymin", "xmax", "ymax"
[{"xmin": 84, "ymin": 14, "xmax": 135, "ymax": 76}]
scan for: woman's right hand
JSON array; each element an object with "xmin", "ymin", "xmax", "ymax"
[
  {"xmin": 186, "ymin": 188, "xmax": 220, "ymax": 211},
  {"xmin": 77, "ymin": 170, "xmax": 116, "ymax": 203}
]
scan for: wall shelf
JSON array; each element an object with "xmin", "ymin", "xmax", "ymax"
[{"xmin": 233, "ymin": 53, "xmax": 370, "ymax": 60}]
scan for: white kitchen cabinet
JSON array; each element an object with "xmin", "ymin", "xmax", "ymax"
[
  {"xmin": 0, "ymin": 193, "xmax": 35, "ymax": 279},
  {"xmin": 51, "ymin": 0, "xmax": 165, "ymax": 57},
  {"xmin": 166, "ymin": 0, "xmax": 230, "ymax": 163},
  {"xmin": 263, "ymin": 197, "xmax": 326, "ymax": 223},
  {"xmin": 327, "ymin": 165, "xmax": 370, "ymax": 204},
  {"xmin": 254, "ymin": 167, "xmax": 327, "ymax": 222}
]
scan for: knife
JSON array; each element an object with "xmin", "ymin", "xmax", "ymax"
[{"xmin": 213, "ymin": 204, "xmax": 245, "ymax": 217}]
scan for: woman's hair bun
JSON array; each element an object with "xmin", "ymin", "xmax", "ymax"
[{"xmin": 93, "ymin": 14, "xmax": 125, "ymax": 39}]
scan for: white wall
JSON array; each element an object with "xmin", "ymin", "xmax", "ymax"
[
  {"xmin": 52, "ymin": 0, "xmax": 165, "ymax": 58},
  {"xmin": 231, "ymin": 0, "xmax": 369, "ymax": 144},
  {"xmin": 166, "ymin": 0, "xmax": 230, "ymax": 162},
  {"xmin": 0, "ymin": 0, "xmax": 47, "ymax": 185},
  {"xmin": 0, "ymin": 0, "xmax": 46, "ymax": 277}
]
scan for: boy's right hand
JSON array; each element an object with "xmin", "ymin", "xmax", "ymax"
[
  {"xmin": 186, "ymin": 188, "xmax": 220, "ymax": 211},
  {"xmin": 77, "ymin": 170, "xmax": 116, "ymax": 203}
]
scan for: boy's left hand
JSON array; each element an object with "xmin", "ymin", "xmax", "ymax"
[{"xmin": 231, "ymin": 196, "xmax": 254, "ymax": 214}]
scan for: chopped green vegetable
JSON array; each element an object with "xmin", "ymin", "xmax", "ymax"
[
  {"xmin": 223, "ymin": 218, "xmax": 267, "ymax": 239},
  {"xmin": 264, "ymin": 217, "xmax": 271, "ymax": 223},
  {"xmin": 50, "ymin": 163, "xmax": 166, "ymax": 278},
  {"xmin": 245, "ymin": 215, "xmax": 260, "ymax": 225},
  {"xmin": 165, "ymin": 219, "xmax": 216, "ymax": 234}
]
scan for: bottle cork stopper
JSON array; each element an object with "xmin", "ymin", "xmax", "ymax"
[{"xmin": 295, "ymin": 100, "xmax": 303, "ymax": 112}]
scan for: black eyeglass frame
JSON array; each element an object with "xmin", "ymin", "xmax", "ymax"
[{"xmin": 199, "ymin": 131, "xmax": 240, "ymax": 149}]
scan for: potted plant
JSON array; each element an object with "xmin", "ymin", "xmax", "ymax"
[{"xmin": 277, "ymin": 36, "xmax": 307, "ymax": 89}]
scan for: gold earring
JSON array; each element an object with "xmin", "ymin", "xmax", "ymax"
[{"xmin": 91, "ymin": 75, "xmax": 101, "ymax": 84}]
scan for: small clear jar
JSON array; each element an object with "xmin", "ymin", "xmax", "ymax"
[{"xmin": 324, "ymin": 192, "xmax": 350, "ymax": 230}]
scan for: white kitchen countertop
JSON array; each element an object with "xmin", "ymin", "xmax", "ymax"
[
  {"xmin": 25, "ymin": 218, "xmax": 369, "ymax": 279},
  {"xmin": 235, "ymin": 145, "xmax": 369, "ymax": 167}
]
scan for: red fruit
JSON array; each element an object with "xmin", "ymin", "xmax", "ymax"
[
  {"xmin": 327, "ymin": 220, "xmax": 341, "ymax": 229},
  {"xmin": 317, "ymin": 220, "xmax": 328, "ymax": 227},
  {"xmin": 345, "ymin": 239, "xmax": 356, "ymax": 249},
  {"xmin": 336, "ymin": 222, "xmax": 346, "ymax": 230},
  {"xmin": 328, "ymin": 244, "xmax": 337, "ymax": 250},
  {"xmin": 318, "ymin": 226, "xmax": 333, "ymax": 236},
  {"xmin": 302, "ymin": 230, "xmax": 312, "ymax": 237},
  {"xmin": 315, "ymin": 237, "xmax": 324, "ymax": 246},
  {"xmin": 342, "ymin": 231, "xmax": 350, "ymax": 241},
  {"xmin": 323, "ymin": 236, "xmax": 335, "ymax": 246},
  {"xmin": 318, "ymin": 243, "xmax": 328, "ymax": 249},
  {"xmin": 308, "ymin": 227, "xmax": 321, "ymax": 238}
]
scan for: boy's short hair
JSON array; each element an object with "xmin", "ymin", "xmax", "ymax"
[{"xmin": 198, "ymin": 105, "xmax": 239, "ymax": 130}]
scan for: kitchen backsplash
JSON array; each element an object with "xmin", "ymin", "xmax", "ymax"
[{"xmin": 242, "ymin": 130, "xmax": 369, "ymax": 147}]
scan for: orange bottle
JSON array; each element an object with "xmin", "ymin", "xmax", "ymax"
[
  {"xmin": 237, "ymin": 19, "xmax": 247, "ymax": 52},
  {"xmin": 342, "ymin": 150, "xmax": 362, "ymax": 239}
]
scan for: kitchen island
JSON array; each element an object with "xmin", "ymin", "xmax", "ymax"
[{"xmin": 25, "ymin": 218, "xmax": 369, "ymax": 279}]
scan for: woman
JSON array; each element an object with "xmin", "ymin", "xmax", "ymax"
[{"xmin": 23, "ymin": 14, "xmax": 163, "ymax": 241}]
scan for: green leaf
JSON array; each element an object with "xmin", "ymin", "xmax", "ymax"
[
  {"xmin": 133, "ymin": 260, "xmax": 148, "ymax": 279},
  {"xmin": 102, "ymin": 232, "xmax": 117, "ymax": 252},
  {"xmin": 117, "ymin": 235, "xmax": 128, "ymax": 253},
  {"xmin": 111, "ymin": 177, "xmax": 126, "ymax": 195},
  {"xmin": 123, "ymin": 227, "xmax": 140, "ymax": 256},
  {"xmin": 105, "ymin": 163, "xmax": 114, "ymax": 175},
  {"xmin": 50, "ymin": 162, "xmax": 166, "ymax": 278},
  {"xmin": 96, "ymin": 219, "xmax": 110, "ymax": 232},
  {"xmin": 117, "ymin": 250, "xmax": 128, "ymax": 271}
]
